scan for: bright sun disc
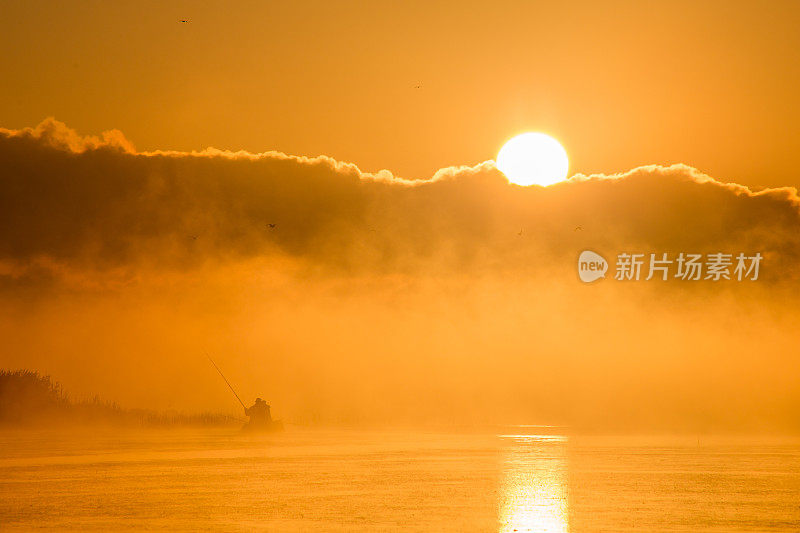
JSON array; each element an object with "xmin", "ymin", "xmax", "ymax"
[{"xmin": 496, "ymin": 132, "xmax": 569, "ymax": 186}]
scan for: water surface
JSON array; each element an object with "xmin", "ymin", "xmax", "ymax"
[{"xmin": 1, "ymin": 429, "xmax": 798, "ymax": 531}]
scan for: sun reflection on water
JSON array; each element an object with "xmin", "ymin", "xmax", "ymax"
[{"xmin": 498, "ymin": 434, "xmax": 569, "ymax": 533}]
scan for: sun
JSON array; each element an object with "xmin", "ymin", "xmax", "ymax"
[{"xmin": 496, "ymin": 132, "xmax": 569, "ymax": 186}]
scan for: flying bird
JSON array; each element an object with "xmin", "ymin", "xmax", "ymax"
[
  {"xmin": 189, "ymin": 235, "xmax": 198, "ymax": 240},
  {"xmin": 266, "ymin": 223, "xmax": 277, "ymax": 229},
  {"xmin": 574, "ymin": 225, "xmax": 583, "ymax": 232},
  {"xmin": 179, "ymin": 19, "xmax": 190, "ymax": 23}
]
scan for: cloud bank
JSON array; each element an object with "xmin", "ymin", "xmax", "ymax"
[{"xmin": 1, "ymin": 118, "xmax": 798, "ymax": 283}]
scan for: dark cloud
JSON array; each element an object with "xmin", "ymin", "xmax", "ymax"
[{"xmin": 1, "ymin": 118, "xmax": 799, "ymax": 285}]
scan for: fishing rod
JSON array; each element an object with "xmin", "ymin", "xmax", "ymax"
[{"xmin": 206, "ymin": 352, "xmax": 246, "ymax": 410}]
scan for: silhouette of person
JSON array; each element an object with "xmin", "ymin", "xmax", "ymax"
[{"xmin": 245, "ymin": 398, "xmax": 271, "ymax": 427}]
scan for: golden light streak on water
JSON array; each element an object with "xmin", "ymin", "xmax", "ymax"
[{"xmin": 498, "ymin": 434, "xmax": 569, "ymax": 533}]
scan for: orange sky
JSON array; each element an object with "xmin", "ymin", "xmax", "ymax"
[{"xmin": 2, "ymin": 0, "xmax": 799, "ymax": 187}]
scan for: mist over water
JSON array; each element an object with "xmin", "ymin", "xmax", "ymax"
[{"xmin": 2, "ymin": 269, "xmax": 798, "ymax": 432}]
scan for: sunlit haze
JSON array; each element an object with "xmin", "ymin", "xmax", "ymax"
[{"xmin": 2, "ymin": 1, "xmax": 799, "ymax": 531}]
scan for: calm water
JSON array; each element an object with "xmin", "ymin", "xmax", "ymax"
[{"xmin": 1, "ymin": 429, "xmax": 799, "ymax": 531}]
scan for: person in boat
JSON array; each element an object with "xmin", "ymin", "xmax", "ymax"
[{"xmin": 244, "ymin": 398, "xmax": 272, "ymax": 427}]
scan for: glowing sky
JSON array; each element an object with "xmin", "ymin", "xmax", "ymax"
[{"xmin": 1, "ymin": 0, "xmax": 799, "ymax": 186}]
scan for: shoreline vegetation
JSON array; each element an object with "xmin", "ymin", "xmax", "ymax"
[{"xmin": 0, "ymin": 370, "xmax": 242, "ymax": 428}]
